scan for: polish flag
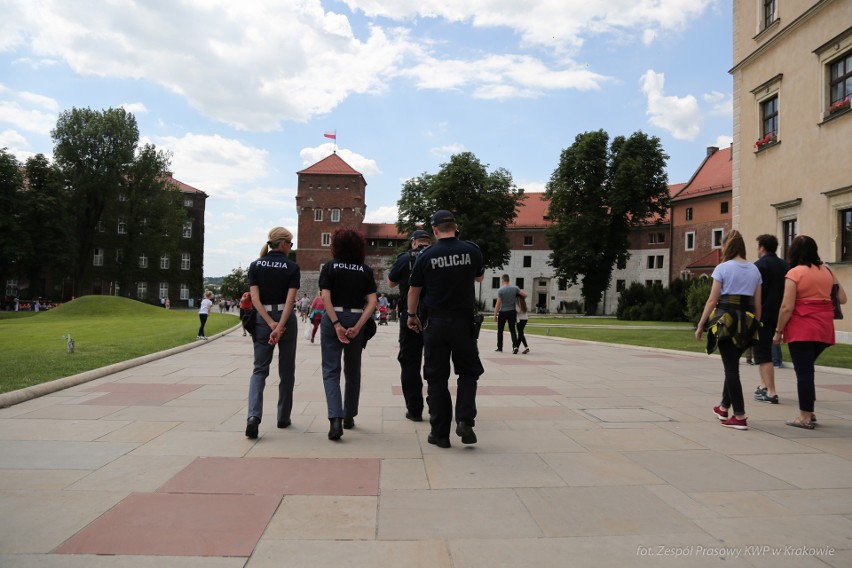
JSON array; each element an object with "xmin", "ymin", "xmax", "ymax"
[{"xmin": 324, "ymin": 131, "xmax": 336, "ymax": 140}]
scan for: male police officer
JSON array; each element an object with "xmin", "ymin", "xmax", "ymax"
[
  {"xmin": 388, "ymin": 229, "xmax": 432, "ymax": 421},
  {"xmin": 407, "ymin": 210, "xmax": 485, "ymax": 448}
]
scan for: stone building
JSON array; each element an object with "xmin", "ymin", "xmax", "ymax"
[{"xmin": 731, "ymin": 0, "xmax": 852, "ymax": 341}]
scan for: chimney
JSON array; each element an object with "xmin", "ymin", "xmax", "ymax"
[{"xmin": 706, "ymin": 146, "xmax": 719, "ymax": 157}]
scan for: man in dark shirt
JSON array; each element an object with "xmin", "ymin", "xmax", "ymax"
[
  {"xmin": 407, "ymin": 210, "xmax": 485, "ymax": 448},
  {"xmin": 754, "ymin": 234, "xmax": 789, "ymax": 404},
  {"xmin": 388, "ymin": 229, "xmax": 432, "ymax": 421}
]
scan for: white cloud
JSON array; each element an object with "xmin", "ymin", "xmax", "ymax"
[
  {"xmin": 430, "ymin": 143, "xmax": 466, "ymax": 158},
  {"xmin": 299, "ymin": 143, "xmax": 381, "ymax": 177},
  {"xmin": 364, "ymin": 205, "xmax": 399, "ymax": 223},
  {"xmin": 0, "ymin": 129, "xmax": 35, "ymax": 160},
  {"xmin": 713, "ymin": 135, "xmax": 733, "ymax": 149},
  {"xmin": 121, "ymin": 102, "xmax": 148, "ymax": 114},
  {"xmin": 517, "ymin": 179, "xmax": 547, "ymax": 194},
  {"xmin": 639, "ymin": 69, "xmax": 701, "ymax": 141},
  {"xmin": 0, "ymin": 85, "xmax": 59, "ymax": 135},
  {"xmin": 1, "ymin": 0, "xmax": 715, "ymax": 131},
  {"xmin": 151, "ymin": 133, "xmax": 270, "ymax": 198},
  {"xmin": 703, "ymin": 90, "xmax": 732, "ymax": 117}
]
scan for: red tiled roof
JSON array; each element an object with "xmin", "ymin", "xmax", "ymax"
[
  {"xmin": 687, "ymin": 248, "xmax": 721, "ymax": 269},
  {"xmin": 364, "ymin": 223, "xmax": 405, "ymax": 239},
  {"xmin": 167, "ymin": 175, "xmax": 206, "ymax": 195},
  {"xmin": 672, "ymin": 147, "xmax": 732, "ymax": 201},
  {"xmin": 297, "ymin": 153, "xmax": 363, "ymax": 176},
  {"xmin": 512, "ymin": 193, "xmax": 551, "ymax": 228}
]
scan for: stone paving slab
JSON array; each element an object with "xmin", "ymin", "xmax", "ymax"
[{"xmin": 0, "ymin": 327, "xmax": 850, "ymax": 565}]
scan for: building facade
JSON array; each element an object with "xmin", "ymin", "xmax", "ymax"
[
  {"xmin": 670, "ymin": 147, "xmax": 733, "ymax": 281},
  {"xmin": 731, "ymin": 0, "xmax": 852, "ymax": 340}
]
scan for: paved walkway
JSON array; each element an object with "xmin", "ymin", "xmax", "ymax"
[{"xmin": 1, "ymin": 323, "xmax": 851, "ymax": 567}]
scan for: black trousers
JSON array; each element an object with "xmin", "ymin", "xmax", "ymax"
[
  {"xmin": 496, "ymin": 309, "xmax": 518, "ymax": 350},
  {"xmin": 397, "ymin": 312, "xmax": 424, "ymax": 416},
  {"xmin": 718, "ymin": 338, "xmax": 746, "ymax": 416},
  {"xmin": 788, "ymin": 341, "xmax": 829, "ymax": 413},
  {"xmin": 423, "ymin": 317, "xmax": 484, "ymax": 438}
]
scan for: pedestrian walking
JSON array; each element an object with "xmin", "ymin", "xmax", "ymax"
[
  {"xmin": 244, "ymin": 227, "xmax": 300, "ymax": 439},
  {"xmin": 407, "ymin": 210, "xmax": 485, "ymax": 448}
]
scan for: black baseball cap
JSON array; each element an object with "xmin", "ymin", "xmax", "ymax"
[
  {"xmin": 409, "ymin": 229, "xmax": 431, "ymax": 241},
  {"xmin": 430, "ymin": 209, "xmax": 456, "ymax": 225}
]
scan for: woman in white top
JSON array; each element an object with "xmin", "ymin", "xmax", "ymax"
[
  {"xmin": 515, "ymin": 295, "xmax": 530, "ymax": 354},
  {"xmin": 197, "ymin": 290, "xmax": 214, "ymax": 340},
  {"xmin": 695, "ymin": 230, "xmax": 762, "ymax": 430}
]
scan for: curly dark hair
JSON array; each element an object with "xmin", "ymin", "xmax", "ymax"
[
  {"xmin": 787, "ymin": 235, "xmax": 822, "ymax": 268},
  {"xmin": 331, "ymin": 227, "xmax": 366, "ymax": 264}
]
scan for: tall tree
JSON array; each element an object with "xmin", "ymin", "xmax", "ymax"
[
  {"xmin": 19, "ymin": 154, "xmax": 76, "ymax": 296},
  {"xmin": 109, "ymin": 144, "xmax": 186, "ymax": 295},
  {"xmin": 396, "ymin": 152, "xmax": 524, "ymax": 270},
  {"xmin": 545, "ymin": 130, "xmax": 670, "ymax": 314},
  {"xmin": 0, "ymin": 149, "xmax": 26, "ymax": 295},
  {"xmin": 220, "ymin": 266, "xmax": 249, "ymax": 300},
  {"xmin": 51, "ymin": 107, "xmax": 139, "ymax": 285}
]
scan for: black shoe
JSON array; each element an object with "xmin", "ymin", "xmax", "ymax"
[
  {"xmin": 245, "ymin": 416, "xmax": 260, "ymax": 439},
  {"xmin": 456, "ymin": 421, "xmax": 477, "ymax": 444},
  {"xmin": 754, "ymin": 385, "xmax": 767, "ymax": 396},
  {"xmin": 512, "ymin": 347, "xmax": 518, "ymax": 354},
  {"xmin": 427, "ymin": 433, "xmax": 451, "ymax": 448},
  {"xmin": 328, "ymin": 418, "xmax": 343, "ymax": 440},
  {"xmin": 343, "ymin": 417, "xmax": 355, "ymax": 429},
  {"xmin": 754, "ymin": 392, "xmax": 779, "ymax": 404},
  {"xmin": 277, "ymin": 419, "xmax": 291, "ymax": 428},
  {"xmin": 405, "ymin": 411, "xmax": 423, "ymax": 422},
  {"xmin": 494, "ymin": 348, "xmax": 502, "ymax": 352}
]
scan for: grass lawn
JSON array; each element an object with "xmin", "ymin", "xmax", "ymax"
[
  {"xmin": 481, "ymin": 318, "xmax": 852, "ymax": 369},
  {"xmin": 0, "ymin": 296, "xmax": 237, "ymax": 395}
]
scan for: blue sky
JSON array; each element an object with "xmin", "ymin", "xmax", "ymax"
[{"xmin": 1, "ymin": 0, "xmax": 733, "ymax": 277}]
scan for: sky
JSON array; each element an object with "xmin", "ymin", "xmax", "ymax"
[{"xmin": 0, "ymin": 0, "xmax": 734, "ymax": 277}]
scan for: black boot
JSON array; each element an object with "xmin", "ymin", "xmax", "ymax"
[{"xmin": 328, "ymin": 418, "xmax": 343, "ymax": 440}]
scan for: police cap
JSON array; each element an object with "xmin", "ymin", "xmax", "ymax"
[
  {"xmin": 430, "ymin": 209, "xmax": 456, "ymax": 225},
  {"xmin": 409, "ymin": 229, "xmax": 431, "ymax": 241}
]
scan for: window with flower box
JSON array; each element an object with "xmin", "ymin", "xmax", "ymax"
[
  {"xmin": 841, "ymin": 209, "xmax": 852, "ymax": 262},
  {"xmin": 759, "ymin": 95, "xmax": 778, "ymax": 143},
  {"xmin": 828, "ymin": 51, "xmax": 852, "ymax": 117}
]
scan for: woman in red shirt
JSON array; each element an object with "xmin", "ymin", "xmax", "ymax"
[{"xmin": 775, "ymin": 236, "xmax": 846, "ymax": 429}]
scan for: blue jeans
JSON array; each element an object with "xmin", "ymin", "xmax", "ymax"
[
  {"xmin": 247, "ymin": 310, "xmax": 297, "ymax": 423},
  {"xmin": 320, "ymin": 311, "xmax": 364, "ymax": 419}
]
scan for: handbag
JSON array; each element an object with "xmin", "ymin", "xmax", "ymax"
[
  {"xmin": 827, "ymin": 267, "xmax": 843, "ymax": 320},
  {"xmin": 832, "ymin": 283, "xmax": 843, "ymax": 320},
  {"xmin": 241, "ymin": 308, "xmax": 258, "ymax": 337}
]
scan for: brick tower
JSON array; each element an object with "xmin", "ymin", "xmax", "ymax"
[{"xmin": 295, "ymin": 153, "xmax": 368, "ymax": 290}]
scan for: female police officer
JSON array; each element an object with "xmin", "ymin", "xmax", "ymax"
[
  {"xmin": 245, "ymin": 227, "xmax": 300, "ymax": 439},
  {"xmin": 319, "ymin": 227, "xmax": 377, "ymax": 441}
]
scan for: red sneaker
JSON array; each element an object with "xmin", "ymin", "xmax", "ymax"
[
  {"xmin": 713, "ymin": 406, "xmax": 729, "ymax": 420},
  {"xmin": 721, "ymin": 416, "xmax": 748, "ymax": 430}
]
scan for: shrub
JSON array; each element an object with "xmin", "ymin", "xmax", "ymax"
[
  {"xmin": 616, "ymin": 279, "xmax": 690, "ymax": 322},
  {"xmin": 686, "ymin": 277, "xmax": 713, "ymax": 324}
]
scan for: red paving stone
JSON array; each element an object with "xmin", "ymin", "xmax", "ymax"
[
  {"xmin": 392, "ymin": 385, "xmax": 558, "ymax": 396},
  {"xmin": 81, "ymin": 383, "xmax": 202, "ymax": 406},
  {"xmin": 159, "ymin": 457, "xmax": 380, "ymax": 496},
  {"xmin": 54, "ymin": 492, "xmax": 280, "ymax": 557},
  {"xmin": 818, "ymin": 384, "xmax": 852, "ymax": 393}
]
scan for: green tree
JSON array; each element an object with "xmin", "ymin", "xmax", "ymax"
[
  {"xmin": 18, "ymin": 154, "xmax": 76, "ymax": 297},
  {"xmin": 108, "ymin": 144, "xmax": 187, "ymax": 295},
  {"xmin": 220, "ymin": 267, "xmax": 249, "ymax": 300},
  {"xmin": 545, "ymin": 130, "xmax": 670, "ymax": 314},
  {"xmin": 0, "ymin": 149, "xmax": 26, "ymax": 295},
  {"xmin": 396, "ymin": 152, "xmax": 525, "ymax": 270},
  {"xmin": 51, "ymin": 107, "xmax": 140, "ymax": 285}
]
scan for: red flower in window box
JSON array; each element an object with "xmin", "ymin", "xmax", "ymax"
[
  {"xmin": 829, "ymin": 96, "xmax": 851, "ymax": 114},
  {"xmin": 754, "ymin": 133, "xmax": 776, "ymax": 149}
]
